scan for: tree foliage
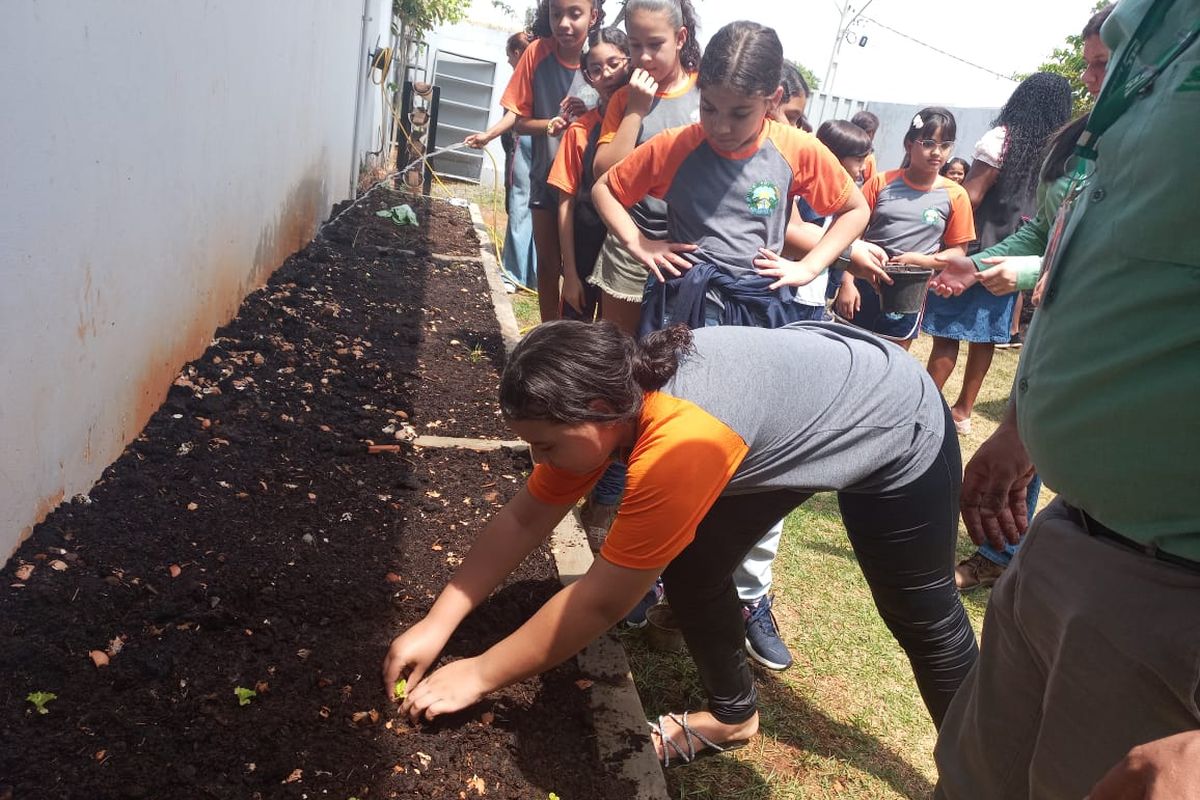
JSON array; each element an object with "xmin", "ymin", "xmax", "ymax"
[
  {"xmin": 787, "ymin": 60, "xmax": 821, "ymax": 92},
  {"xmin": 392, "ymin": 0, "xmax": 471, "ymax": 37},
  {"xmin": 1019, "ymin": 0, "xmax": 1108, "ymax": 114}
]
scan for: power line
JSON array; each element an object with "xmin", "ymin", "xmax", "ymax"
[{"xmin": 861, "ymin": 15, "xmax": 1017, "ymax": 82}]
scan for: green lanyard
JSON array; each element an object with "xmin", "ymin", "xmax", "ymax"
[{"xmin": 1074, "ymin": 0, "xmax": 1200, "ymax": 166}]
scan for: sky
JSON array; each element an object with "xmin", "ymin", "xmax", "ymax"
[{"xmin": 468, "ymin": 0, "xmax": 1098, "ymax": 108}]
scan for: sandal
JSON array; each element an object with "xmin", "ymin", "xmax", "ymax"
[{"xmin": 648, "ymin": 711, "xmax": 749, "ymax": 768}]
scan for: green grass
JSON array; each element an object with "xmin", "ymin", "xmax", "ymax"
[{"xmin": 506, "ymin": 255, "xmax": 1030, "ymax": 798}]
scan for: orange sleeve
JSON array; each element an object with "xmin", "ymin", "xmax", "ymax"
[
  {"xmin": 499, "ymin": 41, "xmax": 545, "ymax": 117},
  {"xmin": 861, "ymin": 153, "xmax": 877, "ymax": 183},
  {"xmin": 597, "ymin": 88, "xmax": 630, "ymax": 145},
  {"xmin": 942, "ymin": 181, "xmax": 977, "ymax": 246},
  {"xmin": 772, "ymin": 125, "xmax": 854, "ymax": 218},
  {"xmin": 526, "ymin": 461, "xmax": 606, "ymax": 505},
  {"xmin": 606, "ymin": 125, "xmax": 704, "ymax": 207},
  {"xmin": 599, "ymin": 394, "xmax": 748, "ymax": 570},
  {"xmin": 860, "ymin": 171, "xmax": 887, "ymax": 210},
  {"xmin": 547, "ymin": 116, "xmax": 593, "ymax": 195}
]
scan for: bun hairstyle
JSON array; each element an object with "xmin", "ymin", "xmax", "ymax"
[
  {"xmin": 499, "ymin": 321, "xmax": 694, "ymax": 423},
  {"xmin": 530, "ymin": 0, "xmax": 606, "ymax": 40},
  {"xmin": 698, "ymin": 20, "xmax": 783, "ymax": 97},
  {"xmin": 624, "ymin": 0, "xmax": 703, "ymax": 71},
  {"xmin": 900, "ymin": 106, "xmax": 957, "ymax": 167},
  {"xmin": 850, "ymin": 110, "xmax": 879, "ymax": 137}
]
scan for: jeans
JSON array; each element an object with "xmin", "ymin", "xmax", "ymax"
[
  {"xmin": 591, "ymin": 461, "xmax": 627, "ymax": 506},
  {"xmin": 976, "ymin": 473, "xmax": 1043, "ymax": 567},
  {"xmin": 501, "ymin": 135, "xmax": 536, "ymax": 290},
  {"xmin": 663, "ymin": 408, "xmax": 977, "ymax": 727}
]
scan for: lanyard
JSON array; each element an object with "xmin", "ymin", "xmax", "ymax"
[{"xmin": 1074, "ymin": 0, "xmax": 1200, "ymax": 165}]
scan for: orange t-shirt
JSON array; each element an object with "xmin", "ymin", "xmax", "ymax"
[
  {"xmin": 525, "ymin": 392, "xmax": 749, "ymax": 570},
  {"xmin": 547, "ymin": 108, "xmax": 602, "ymax": 196},
  {"xmin": 861, "ymin": 152, "xmax": 878, "ymax": 183},
  {"xmin": 597, "ymin": 73, "xmax": 700, "ymax": 145},
  {"xmin": 860, "ymin": 169, "xmax": 976, "ymax": 256}
]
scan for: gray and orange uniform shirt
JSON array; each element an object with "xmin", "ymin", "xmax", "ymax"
[
  {"xmin": 598, "ymin": 73, "xmax": 700, "ymax": 239},
  {"xmin": 838, "ymin": 169, "xmax": 975, "ymax": 341},
  {"xmin": 526, "ymin": 323, "xmax": 947, "ymax": 569},
  {"xmin": 500, "ymin": 38, "xmax": 578, "ymax": 209}
]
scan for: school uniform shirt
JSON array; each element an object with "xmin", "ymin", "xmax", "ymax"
[
  {"xmin": 861, "ymin": 152, "xmax": 878, "ymax": 183},
  {"xmin": 547, "ymin": 108, "xmax": 603, "ymax": 223},
  {"xmin": 605, "ymin": 120, "xmax": 853, "ymax": 278},
  {"xmin": 598, "ymin": 74, "xmax": 700, "ymax": 239},
  {"xmin": 500, "ymin": 38, "xmax": 577, "ymax": 193},
  {"xmin": 526, "ymin": 323, "xmax": 948, "ymax": 569}
]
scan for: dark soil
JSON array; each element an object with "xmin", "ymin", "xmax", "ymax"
[{"xmin": 0, "ymin": 194, "xmax": 635, "ymax": 799}]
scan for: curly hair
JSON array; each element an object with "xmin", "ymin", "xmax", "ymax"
[
  {"xmin": 991, "ymin": 72, "xmax": 1073, "ymax": 203},
  {"xmin": 624, "ymin": 0, "xmax": 703, "ymax": 72},
  {"xmin": 530, "ymin": 0, "xmax": 605, "ymax": 40}
]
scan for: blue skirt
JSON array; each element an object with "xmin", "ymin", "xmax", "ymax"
[{"xmin": 921, "ymin": 283, "xmax": 1015, "ymax": 343}]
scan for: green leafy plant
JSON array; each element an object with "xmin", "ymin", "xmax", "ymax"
[
  {"xmin": 548, "ymin": 793, "xmax": 561, "ymax": 800},
  {"xmin": 26, "ymin": 691, "xmax": 57, "ymax": 714},
  {"xmin": 391, "ymin": 0, "xmax": 470, "ymax": 37},
  {"xmin": 233, "ymin": 686, "xmax": 257, "ymax": 706},
  {"xmin": 393, "ymin": 678, "xmax": 408, "ymax": 700},
  {"xmin": 1017, "ymin": 0, "xmax": 1109, "ymax": 113},
  {"xmin": 376, "ymin": 204, "xmax": 419, "ymax": 227},
  {"xmin": 468, "ymin": 344, "xmax": 484, "ymax": 364}
]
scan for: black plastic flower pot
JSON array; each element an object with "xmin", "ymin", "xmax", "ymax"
[{"xmin": 879, "ymin": 266, "xmax": 934, "ymax": 314}]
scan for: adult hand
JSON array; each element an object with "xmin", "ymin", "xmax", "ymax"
[
  {"xmin": 464, "ymin": 132, "xmax": 491, "ymax": 149},
  {"xmin": 752, "ymin": 247, "xmax": 816, "ymax": 290},
  {"xmin": 846, "ymin": 241, "xmax": 891, "ymax": 292},
  {"xmin": 930, "ymin": 255, "xmax": 978, "ymax": 297},
  {"xmin": 960, "ymin": 419, "xmax": 1035, "ymax": 550},
  {"xmin": 560, "ymin": 95, "xmax": 587, "ymax": 120},
  {"xmin": 1086, "ymin": 731, "xmax": 1200, "ymax": 800},
  {"xmin": 834, "ymin": 281, "xmax": 861, "ymax": 320},
  {"xmin": 626, "ymin": 69, "xmax": 659, "ymax": 115},
  {"xmin": 976, "ymin": 257, "xmax": 1021, "ymax": 295},
  {"xmin": 400, "ymin": 657, "xmax": 490, "ymax": 723},
  {"xmin": 628, "ymin": 235, "xmax": 696, "ymax": 282},
  {"xmin": 382, "ymin": 618, "xmax": 452, "ymax": 701},
  {"xmin": 546, "ymin": 116, "xmax": 569, "ymax": 137}
]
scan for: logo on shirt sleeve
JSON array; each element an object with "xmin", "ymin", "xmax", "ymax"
[{"xmin": 746, "ymin": 181, "xmax": 781, "ymax": 217}]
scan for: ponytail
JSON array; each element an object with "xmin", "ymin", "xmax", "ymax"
[
  {"xmin": 625, "ymin": 0, "xmax": 702, "ymax": 71},
  {"xmin": 499, "ymin": 321, "xmax": 693, "ymax": 423}
]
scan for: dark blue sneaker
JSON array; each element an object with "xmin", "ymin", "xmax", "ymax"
[
  {"xmin": 624, "ymin": 579, "xmax": 664, "ymax": 628},
  {"xmin": 743, "ymin": 595, "xmax": 793, "ymax": 670}
]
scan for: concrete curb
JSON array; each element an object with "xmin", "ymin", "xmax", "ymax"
[{"xmin": 414, "ymin": 200, "xmax": 668, "ymax": 798}]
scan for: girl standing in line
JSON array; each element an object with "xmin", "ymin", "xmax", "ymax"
[
  {"xmin": 587, "ymin": 0, "xmax": 703, "ymax": 335},
  {"xmin": 499, "ymin": 0, "xmax": 602, "ymax": 322},
  {"xmin": 547, "ymin": 27, "xmax": 632, "ymax": 322},
  {"xmin": 921, "ymin": 73, "xmax": 1071, "ymax": 432},
  {"xmin": 940, "ymin": 157, "xmax": 970, "ymax": 185},
  {"xmin": 832, "ymin": 108, "xmax": 975, "ymax": 351}
]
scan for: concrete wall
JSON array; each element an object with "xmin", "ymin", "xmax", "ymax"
[{"xmin": 0, "ymin": 0, "xmax": 392, "ymax": 562}]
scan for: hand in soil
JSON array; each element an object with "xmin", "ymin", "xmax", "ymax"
[
  {"xmin": 382, "ymin": 618, "xmax": 451, "ymax": 701},
  {"xmin": 400, "ymin": 657, "xmax": 489, "ymax": 722}
]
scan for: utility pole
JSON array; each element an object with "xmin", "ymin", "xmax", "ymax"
[{"xmin": 816, "ymin": 0, "xmax": 875, "ymax": 123}]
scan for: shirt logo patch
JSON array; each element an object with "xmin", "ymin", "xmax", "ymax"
[
  {"xmin": 746, "ymin": 181, "xmax": 781, "ymax": 217},
  {"xmin": 1177, "ymin": 65, "xmax": 1200, "ymax": 92},
  {"xmin": 922, "ymin": 207, "xmax": 942, "ymax": 226}
]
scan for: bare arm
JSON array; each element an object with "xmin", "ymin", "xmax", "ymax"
[
  {"xmin": 781, "ymin": 216, "xmax": 827, "ymax": 259},
  {"xmin": 894, "ymin": 245, "xmax": 967, "ymax": 270},
  {"xmin": 593, "ymin": 69, "xmax": 658, "ymax": 177},
  {"xmin": 962, "ymin": 160, "xmax": 1000, "ymax": 209},
  {"xmin": 515, "ymin": 115, "xmax": 567, "ymax": 137},
  {"xmin": 558, "ymin": 193, "xmax": 585, "ymax": 312},
  {"xmin": 465, "ymin": 110, "xmax": 519, "ymax": 148},
  {"xmin": 592, "ymin": 171, "xmax": 696, "ymax": 281}
]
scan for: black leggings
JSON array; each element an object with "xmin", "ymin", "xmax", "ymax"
[{"xmin": 661, "ymin": 409, "xmax": 977, "ymax": 728}]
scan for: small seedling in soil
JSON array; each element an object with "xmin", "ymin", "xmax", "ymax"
[
  {"xmin": 393, "ymin": 679, "xmax": 407, "ymax": 700},
  {"xmin": 468, "ymin": 344, "xmax": 484, "ymax": 364},
  {"xmin": 26, "ymin": 692, "xmax": 56, "ymax": 715},
  {"xmin": 234, "ymin": 686, "xmax": 257, "ymax": 706}
]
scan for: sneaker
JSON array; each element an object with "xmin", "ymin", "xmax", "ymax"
[
  {"xmin": 996, "ymin": 332, "xmax": 1024, "ymax": 350},
  {"xmin": 625, "ymin": 579, "xmax": 664, "ymax": 628},
  {"xmin": 742, "ymin": 595, "xmax": 793, "ymax": 671},
  {"xmin": 955, "ymin": 552, "xmax": 1007, "ymax": 592}
]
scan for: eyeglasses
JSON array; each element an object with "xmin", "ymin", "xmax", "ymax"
[
  {"xmin": 916, "ymin": 139, "xmax": 956, "ymax": 153},
  {"xmin": 584, "ymin": 57, "xmax": 630, "ymax": 79}
]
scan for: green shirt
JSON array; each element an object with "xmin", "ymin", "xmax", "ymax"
[
  {"xmin": 1017, "ymin": 0, "xmax": 1200, "ymax": 561},
  {"xmin": 970, "ymin": 176, "xmax": 1072, "ymax": 290}
]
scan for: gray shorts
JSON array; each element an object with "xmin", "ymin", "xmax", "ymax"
[{"xmin": 588, "ymin": 234, "xmax": 651, "ymax": 302}]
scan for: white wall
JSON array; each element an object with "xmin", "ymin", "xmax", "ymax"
[
  {"xmin": 864, "ymin": 102, "xmax": 1000, "ymax": 173},
  {"xmin": 0, "ymin": 0, "xmax": 391, "ymax": 562}
]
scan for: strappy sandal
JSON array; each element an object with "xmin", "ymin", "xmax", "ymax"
[{"xmin": 648, "ymin": 711, "xmax": 750, "ymax": 768}]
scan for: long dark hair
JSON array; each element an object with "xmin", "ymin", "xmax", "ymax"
[
  {"xmin": 530, "ymin": 0, "xmax": 605, "ymax": 40},
  {"xmin": 991, "ymin": 72, "xmax": 1073, "ymax": 201},
  {"xmin": 817, "ymin": 119, "xmax": 873, "ymax": 160},
  {"xmin": 500, "ymin": 322, "xmax": 693, "ymax": 423},
  {"xmin": 900, "ymin": 106, "xmax": 957, "ymax": 168},
  {"xmin": 624, "ymin": 0, "xmax": 702, "ymax": 72},
  {"xmin": 1040, "ymin": 113, "xmax": 1090, "ymax": 183},
  {"xmin": 698, "ymin": 20, "xmax": 783, "ymax": 97},
  {"xmin": 779, "ymin": 62, "xmax": 809, "ymax": 101}
]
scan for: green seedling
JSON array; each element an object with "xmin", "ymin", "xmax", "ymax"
[
  {"xmin": 26, "ymin": 691, "xmax": 57, "ymax": 715},
  {"xmin": 234, "ymin": 686, "xmax": 257, "ymax": 706},
  {"xmin": 549, "ymin": 793, "xmax": 561, "ymax": 800},
  {"xmin": 375, "ymin": 204, "xmax": 418, "ymax": 227},
  {"xmin": 393, "ymin": 678, "xmax": 407, "ymax": 700},
  {"xmin": 468, "ymin": 344, "xmax": 484, "ymax": 364}
]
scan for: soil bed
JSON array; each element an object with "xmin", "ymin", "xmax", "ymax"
[{"xmin": 0, "ymin": 193, "xmax": 635, "ymax": 799}]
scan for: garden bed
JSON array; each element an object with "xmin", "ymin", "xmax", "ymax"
[{"xmin": 0, "ymin": 192, "xmax": 637, "ymax": 799}]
